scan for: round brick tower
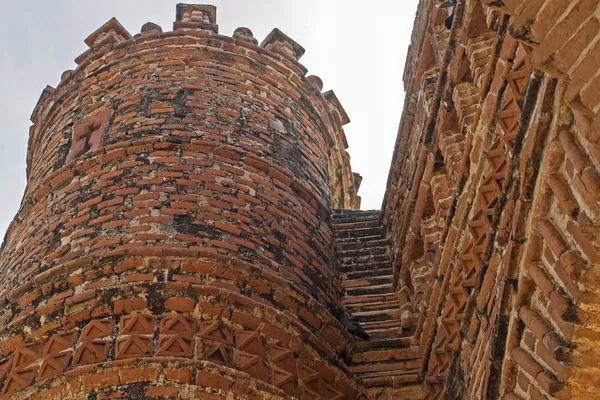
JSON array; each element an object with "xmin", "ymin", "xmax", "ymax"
[{"xmin": 0, "ymin": 5, "xmax": 362, "ymax": 399}]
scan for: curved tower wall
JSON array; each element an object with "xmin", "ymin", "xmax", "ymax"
[{"xmin": 0, "ymin": 5, "xmax": 361, "ymax": 399}]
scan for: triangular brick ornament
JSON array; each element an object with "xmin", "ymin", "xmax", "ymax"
[
  {"xmin": 297, "ymin": 362, "xmax": 320, "ymax": 383},
  {"xmin": 160, "ymin": 314, "xmax": 196, "ymax": 336},
  {"xmin": 115, "ymin": 336, "xmax": 152, "ymax": 359},
  {"xmin": 201, "ymin": 343, "xmax": 229, "ymax": 365},
  {"xmin": 0, "ymin": 358, "xmax": 12, "ymax": 381},
  {"xmin": 200, "ymin": 321, "xmax": 233, "ymax": 345},
  {"xmin": 297, "ymin": 362, "xmax": 324, "ymax": 395},
  {"xmin": 44, "ymin": 331, "xmax": 77, "ymax": 356},
  {"xmin": 12, "ymin": 341, "xmax": 46, "ymax": 369},
  {"xmin": 1, "ymin": 365, "xmax": 37, "ymax": 396},
  {"xmin": 38, "ymin": 351, "xmax": 72, "ymax": 382},
  {"xmin": 312, "ymin": 360, "xmax": 336, "ymax": 384},
  {"xmin": 80, "ymin": 319, "xmax": 115, "ymax": 341},
  {"xmin": 497, "ymin": 95, "xmax": 520, "ymax": 134},
  {"xmin": 299, "ymin": 385, "xmax": 323, "ymax": 400},
  {"xmin": 157, "ymin": 335, "xmax": 193, "ymax": 358},
  {"xmin": 323, "ymin": 385, "xmax": 344, "ymax": 400},
  {"xmin": 272, "ymin": 366, "xmax": 296, "ymax": 396},
  {"xmin": 268, "ymin": 345, "xmax": 296, "ymax": 374},
  {"xmin": 508, "ymin": 48, "xmax": 532, "ymax": 96},
  {"xmin": 73, "ymin": 341, "xmax": 109, "ymax": 366},
  {"xmin": 237, "ymin": 331, "xmax": 265, "ymax": 357},
  {"xmin": 120, "ymin": 314, "xmax": 156, "ymax": 335},
  {"xmin": 236, "ymin": 351, "xmax": 267, "ymax": 381}
]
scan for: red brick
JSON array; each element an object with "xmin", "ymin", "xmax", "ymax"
[
  {"xmin": 165, "ymin": 297, "xmax": 195, "ymax": 312},
  {"xmin": 214, "ymin": 221, "xmax": 242, "ymax": 235},
  {"xmin": 114, "ymin": 298, "xmax": 148, "ymax": 314}
]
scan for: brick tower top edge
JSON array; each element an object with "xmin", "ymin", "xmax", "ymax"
[{"xmin": 25, "ymin": 4, "xmax": 360, "ymax": 211}]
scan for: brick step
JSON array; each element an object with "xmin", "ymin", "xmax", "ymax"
[
  {"xmin": 349, "ymin": 356, "xmax": 422, "ymax": 374},
  {"xmin": 333, "ymin": 235, "xmax": 387, "ymax": 246},
  {"xmin": 332, "ymin": 208, "xmax": 380, "ymax": 214},
  {"xmin": 349, "ymin": 305, "xmax": 398, "ymax": 318},
  {"xmin": 343, "ymin": 268, "xmax": 393, "ymax": 280},
  {"xmin": 367, "ymin": 328, "xmax": 403, "ymax": 338},
  {"xmin": 351, "ymin": 347, "xmax": 423, "ymax": 364},
  {"xmin": 359, "ymin": 369, "xmax": 421, "ymax": 379},
  {"xmin": 338, "ymin": 261, "xmax": 393, "ymax": 273},
  {"xmin": 338, "ymin": 254, "xmax": 391, "ymax": 265},
  {"xmin": 360, "ymin": 318, "xmax": 402, "ymax": 330},
  {"xmin": 335, "ymin": 238, "xmax": 389, "ymax": 250},
  {"xmin": 331, "ymin": 217, "xmax": 381, "ymax": 230},
  {"xmin": 348, "ymin": 308, "xmax": 400, "ymax": 320},
  {"xmin": 356, "ymin": 366, "xmax": 421, "ymax": 382},
  {"xmin": 362, "ymin": 327, "xmax": 403, "ymax": 338},
  {"xmin": 345, "ymin": 282, "xmax": 394, "ymax": 296},
  {"xmin": 331, "ymin": 208, "xmax": 380, "ymax": 215},
  {"xmin": 335, "ymin": 245, "xmax": 389, "ymax": 258},
  {"xmin": 353, "ymin": 308, "xmax": 400, "ymax": 320},
  {"xmin": 346, "ymin": 301, "xmax": 400, "ymax": 314},
  {"xmin": 362, "ymin": 325, "xmax": 403, "ymax": 337},
  {"xmin": 361, "ymin": 373, "xmax": 421, "ymax": 388},
  {"xmin": 333, "ymin": 226, "xmax": 384, "ymax": 239},
  {"xmin": 332, "ymin": 219, "xmax": 380, "ymax": 230},
  {"xmin": 342, "ymin": 275, "xmax": 393, "ymax": 288},
  {"xmin": 356, "ymin": 336, "xmax": 413, "ymax": 350},
  {"xmin": 342, "ymin": 292, "xmax": 398, "ymax": 305},
  {"xmin": 356, "ymin": 314, "xmax": 401, "ymax": 326},
  {"xmin": 338, "ymin": 254, "xmax": 392, "ymax": 274},
  {"xmin": 331, "ymin": 209, "xmax": 380, "ymax": 221}
]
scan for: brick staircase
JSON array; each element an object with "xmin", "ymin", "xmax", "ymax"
[{"xmin": 332, "ymin": 210, "xmax": 422, "ymax": 388}]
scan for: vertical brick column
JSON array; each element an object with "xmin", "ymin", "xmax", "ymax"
[{"xmin": 0, "ymin": 4, "xmax": 362, "ymax": 399}]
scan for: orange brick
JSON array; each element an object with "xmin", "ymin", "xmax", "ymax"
[
  {"xmin": 83, "ymin": 371, "xmax": 119, "ymax": 389},
  {"xmin": 119, "ymin": 367, "xmax": 158, "ymax": 384},
  {"xmin": 114, "ymin": 298, "xmax": 148, "ymax": 314}
]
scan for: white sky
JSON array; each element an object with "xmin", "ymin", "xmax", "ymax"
[{"xmin": 0, "ymin": 0, "xmax": 420, "ymax": 240}]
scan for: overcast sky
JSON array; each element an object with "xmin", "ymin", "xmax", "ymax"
[{"xmin": 0, "ymin": 0, "xmax": 419, "ymax": 239}]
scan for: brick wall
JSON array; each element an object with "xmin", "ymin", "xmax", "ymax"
[
  {"xmin": 3, "ymin": 1, "xmax": 600, "ymax": 399},
  {"xmin": 378, "ymin": 0, "xmax": 600, "ymax": 399}
]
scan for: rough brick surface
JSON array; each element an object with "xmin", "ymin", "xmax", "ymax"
[
  {"xmin": 375, "ymin": 0, "xmax": 600, "ymax": 399},
  {"xmin": 0, "ymin": 4, "xmax": 362, "ymax": 399},
  {"xmin": 4, "ymin": 1, "xmax": 600, "ymax": 399}
]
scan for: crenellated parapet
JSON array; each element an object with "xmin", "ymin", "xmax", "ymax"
[
  {"xmin": 26, "ymin": 9, "xmax": 359, "ymax": 212},
  {"xmin": 174, "ymin": 4, "xmax": 218, "ymax": 32}
]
